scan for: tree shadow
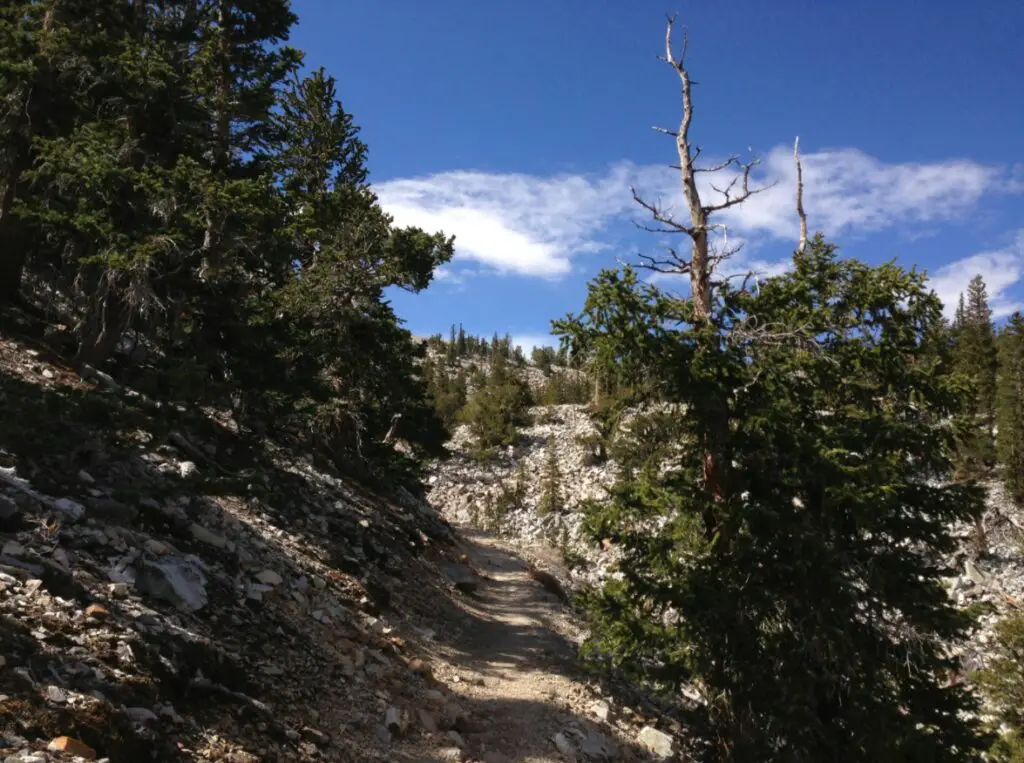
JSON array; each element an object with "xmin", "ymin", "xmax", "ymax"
[
  {"xmin": 0, "ymin": 343, "xmax": 452, "ymax": 760},
  {"xmin": 0, "ymin": 323, "xmax": 675, "ymax": 761}
]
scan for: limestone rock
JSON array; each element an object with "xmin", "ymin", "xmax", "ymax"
[
  {"xmin": 638, "ymin": 726, "xmax": 674, "ymax": 759},
  {"xmin": 384, "ymin": 706, "xmax": 407, "ymax": 735},
  {"xmin": 53, "ymin": 497, "xmax": 85, "ymax": 521},
  {"xmin": 255, "ymin": 569, "xmax": 283, "ymax": 586},
  {"xmin": 134, "ymin": 556, "xmax": 208, "ymax": 611},
  {"xmin": 190, "ymin": 522, "xmax": 228, "ymax": 549}
]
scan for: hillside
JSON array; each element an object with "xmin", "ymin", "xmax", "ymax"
[
  {"xmin": 0, "ymin": 328, "xmax": 673, "ymax": 762},
  {"xmin": 430, "ymin": 400, "xmax": 1024, "ymax": 718},
  {"xmin": 2, "ymin": 3, "xmax": 1023, "ymax": 761}
]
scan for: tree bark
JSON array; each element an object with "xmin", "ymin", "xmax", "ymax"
[
  {"xmin": 0, "ymin": 178, "xmax": 28, "ymax": 304},
  {"xmin": 794, "ymin": 137, "xmax": 808, "ymax": 253},
  {"xmin": 632, "ymin": 18, "xmax": 774, "ymax": 534},
  {"xmin": 75, "ymin": 288, "xmax": 128, "ymax": 367}
]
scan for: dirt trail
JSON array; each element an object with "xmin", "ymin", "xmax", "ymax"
[{"xmin": 399, "ymin": 527, "xmax": 640, "ymax": 762}]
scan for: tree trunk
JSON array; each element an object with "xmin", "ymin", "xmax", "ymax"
[
  {"xmin": 0, "ymin": 179, "xmax": 28, "ymax": 304},
  {"xmin": 75, "ymin": 289, "xmax": 128, "ymax": 367}
]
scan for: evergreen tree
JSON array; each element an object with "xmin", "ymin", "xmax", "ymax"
[
  {"xmin": 974, "ymin": 615, "xmax": 1024, "ymax": 761},
  {"xmin": 460, "ymin": 355, "xmax": 531, "ymax": 459},
  {"xmin": 998, "ymin": 314, "xmax": 1024, "ymax": 506},
  {"xmin": 556, "ymin": 238, "xmax": 990, "ymax": 761},
  {"xmin": 537, "ymin": 437, "xmax": 564, "ymax": 516},
  {"xmin": 577, "ymin": 391, "xmax": 627, "ymax": 465},
  {"xmin": 0, "ymin": 1, "xmax": 452, "ymax": 490},
  {"xmin": 951, "ymin": 275, "xmax": 998, "ymax": 476},
  {"xmin": 531, "ymin": 345, "xmax": 558, "ymax": 375},
  {"xmin": 539, "ymin": 370, "xmax": 590, "ymax": 405}
]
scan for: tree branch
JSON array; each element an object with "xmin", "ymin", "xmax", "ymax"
[
  {"xmin": 630, "ymin": 186, "xmax": 693, "ymax": 235},
  {"xmin": 704, "ymin": 156, "xmax": 777, "ymax": 214}
]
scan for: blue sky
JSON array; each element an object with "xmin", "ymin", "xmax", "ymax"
[{"xmin": 290, "ymin": 0, "xmax": 1024, "ymax": 352}]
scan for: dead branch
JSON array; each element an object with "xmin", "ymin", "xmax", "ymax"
[
  {"xmin": 629, "ymin": 14, "xmax": 775, "ymax": 312},
  {"xmin": 794, "ymin": 136, "xmax": 808, "ymax": 253}
]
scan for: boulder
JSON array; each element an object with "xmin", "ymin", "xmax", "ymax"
[
  {"xmin": 134, "ymin": 556, "xmax": 208, "ymax": 611},
  {"xmin": 638, "ymin": 726, "xmax": 674, "ymax": 759}
]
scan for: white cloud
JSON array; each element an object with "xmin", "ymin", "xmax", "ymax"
[
  {"xmin": 377, "ymin": 166, "xmax": 637, "ymax": 278},
  {"xmin": 928, "ymin": 231, "xmax": 1024, "ymax": 319},
  {"xmin": 511, "ymin": 333, "xmax": 559, "ymax": 355},
  {"xmin": 714, "ymin": 147, "xmax": 1002, "ymax": 241},
  {"xmin": 376, "ymin": 147, "xmax": 1015, "ymax": 280}
]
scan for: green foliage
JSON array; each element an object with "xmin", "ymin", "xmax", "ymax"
[
  {"xmin": 0, "ymin": 1, "xmax": 452, "ymax": 492},
  {"xmin": 998, "ymin": 314, "xmax": 1024, "ymax": 506},
  {"xmin": 952, "ymin": 275, "xmax": 998, "ymax": 476},
  {"xmin": 539, "ymin": 370, "xmax": 590, "ymax": 405},
  {"xmin": 537, "ymin": 437, "xmax": 564, "ymax": 516},
  {"xmin": 425, "ymin": 356, "xmax": 468, "ymax": 429},
  {"xmin": 975, "ymin": 615, "xmax": 1024, "ymax": 762},
  {"xmin": 532, "ymin": 345, "xmax": 558, "ymax": 374},
  {"xmin": 577, "ymin": 391, "xmax": 630, "ymax": 465},
  {"xmin": 556, "ymin": 237, "xmax": 990, "ymax": 761},
  {"xmin": 460, "ymin": 355, "xmax": 531, "ymax": 460},
  {"xmin": 608, "ymin": 408, "xmax": 681, "ymax": 480}
]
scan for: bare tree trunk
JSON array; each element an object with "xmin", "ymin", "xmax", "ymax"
[
  {"xmin": 75, "ymin": 285, "xmax": 128, "ymax": 367},
  {"xmin": 794, "ymin": 137, "xmax": 808, "ymax": 253},
  {"xmin": 0, "ymin": 178, "xmax": 28, "ymax": 304},
  {"xmin": 631, "ymin": 18, "xmax": 773, "ymax": 530},
  {"xmin": 199, "ymin": 0, "xmax": 233, "ymax": 278}
]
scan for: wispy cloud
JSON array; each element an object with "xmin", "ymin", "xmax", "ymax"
[
  {"xmin": 377, "ymin": 166, "xmax": 637, "ymax": 278},
  {"xmin": 928, "ymin": 230, "xmax": 1024, "ymax": 319},
  {"xmin": 714, "ymin": 146, "xmax": 1003, "ymax": 241},
  {"xmin": 376, "ymin": 147, "xmax": 1017, "ymax": 280},
  {"xmin": 511, "ymin": 333, "xmax": 559, "ymax": 355}
]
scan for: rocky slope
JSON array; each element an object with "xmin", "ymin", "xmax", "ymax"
[
  {"xmin": 429, "ymin": 403, "xmax": 1024, "ymax": 703},
  {"xmin": 0, "ymin": 329, "xmax": 684, "ymax": 762}
]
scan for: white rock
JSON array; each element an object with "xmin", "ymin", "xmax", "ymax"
[
  {"xmin": 638, "ymin": 726, "xmax": 674, "ymax": 759},
  {"xmin": 189, "ymin": 523, "xmax": 227, "ymax": 549},
  {"xmin": 145, "ymin": 538, "xmax": 172, "ymax": 555},
  {"xmin": 255, "ymin": 569, "xmax": 283, "ymax": 586},
  {"xmin": 179, "ymin": 461, "xmax": 199, "ymax": 478},
  {"xmin": 134, "ymin": 556, "xmax": 208, "ymax": 611},
  {"xmin": 384, "ymin": 706, "xmax": 406, "ymax": 735},
  {"xmin": 54, "ymin": 497, "xmax": 85, "ymax": 521},
  {"xmin": 552, "ymin": 731, "xmax": 576, "ymax": 758}
]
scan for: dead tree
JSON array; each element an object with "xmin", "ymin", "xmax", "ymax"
[
  {"xmin": 794, "ymin": 137, "xmax": 808, "ymax": 253},
  {"xmin": 631, "ymin": 16, "xmax": 774, "ymax": 525},
  {"xmin": 633, "ymin": 16, "xmax": 774, "ymax": 318}
]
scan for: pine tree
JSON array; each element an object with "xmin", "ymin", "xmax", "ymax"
[
  {"xmin": 998, "ymin": 314, "xmax": 1024, "ymax": 506},
  {"xmin": 460, "ymin": 356, "xmax": 530, "ymax": 459},
  {"xmin": 974, "ymin": 615, "xmax": 1024, "ymax": 761},
  {"xmin": 952, "ymin": 275, "xmax": 998, "ymax": 476},
  {"xmin": 557, "ymin": 239, "xmax": 990, "ymax": 760},
  {"xmin": 0, "ymin": 1, "xmax": 453, "ymax": 490},
  {"xmin": 0, "ymin": 0, "xmax": 50, "ymax": 303},
  {"xmin": 537, "ymin": 437, "xmax": 564, "ymax": 516}
]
